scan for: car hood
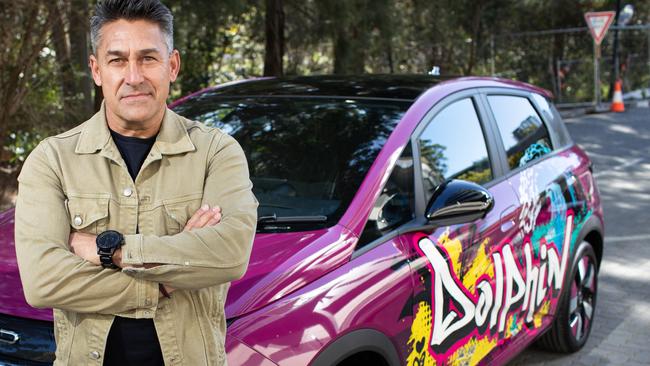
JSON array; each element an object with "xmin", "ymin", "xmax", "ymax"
[
  {"xmin": 225, "ymin": 224, "xmax": 356, "ymax": 319},
  {"xmin": 0, "ymin": 208, "xmax": 53, "ymax": 321},
  {"xmin": 0, "ymin": 209, "xmax": 357, "ymax": 322}
]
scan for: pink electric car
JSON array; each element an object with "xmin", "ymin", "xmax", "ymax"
[{"xmin": 0, "ymin": 75, "xmax": 604, "ymax": 365}]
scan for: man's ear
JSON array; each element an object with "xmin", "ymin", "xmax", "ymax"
[
  {"xmin": 169, "ymin": 49, "xmax": 181, "ymax": 82},
  {"xmin": 89, "ymin": 54, "xmax": 102, "ymax": 86}
]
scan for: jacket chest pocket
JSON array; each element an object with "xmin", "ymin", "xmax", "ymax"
[
  {"xmin": 66, "ymin": 194, "xmax": 110, "ymax": 235},
  {"xmin": 162, "ymin": 193, "xmax": 203, "ymax": 235}
]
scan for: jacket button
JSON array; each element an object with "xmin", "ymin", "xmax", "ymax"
[
  {"xmin": 123, "ymin": 187, "xmax": 133, "ymax": 197},
  {"xmin": 89, "ymin": 351, "xmax": 101, "ymax": 359},
  {"xmin": 73, "ymin": 215, "xmax": 83, "ymax": 226}
]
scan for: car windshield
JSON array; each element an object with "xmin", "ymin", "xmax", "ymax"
[{"xmin": 172, "ymin": 95, "xmax": 410, "ymax": 231}]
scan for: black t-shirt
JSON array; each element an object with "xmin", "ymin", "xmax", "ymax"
[
  {"xmin": 109, "ymin": 129, "xmax": 157, "ymax": 181},
  {"xmin": 104, "ymin": 129, "xmax": 164, "ymax": 366}
]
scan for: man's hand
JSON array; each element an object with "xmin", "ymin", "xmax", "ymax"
[
  {"xmin": 69, "ymin": 232, "xmax": 100, "ymax": 265},
  {"xmin": 183, "ymin": 204, "xmax": 222, "ymax": 231}
]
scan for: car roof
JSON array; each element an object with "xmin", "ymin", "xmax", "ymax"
[
  {"xmin": 169, "ymin": 75, "xmax": 554, "ymax": 108},
  {"xmin": 179, "ymin": 75, "xmax": 451, "ymax": 101}
]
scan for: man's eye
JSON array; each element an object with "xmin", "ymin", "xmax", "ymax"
[
  {"xmin": 109, "ymin": 58, "xmax": 125, "ymax": 64},
  {"xmin": 143, "ymin": 56, "xmax": 157, "ymax": 62}
]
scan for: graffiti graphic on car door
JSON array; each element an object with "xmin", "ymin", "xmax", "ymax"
[{"xmin": 405, "ymin": 172, "xmax": 591, "ymax": 365}]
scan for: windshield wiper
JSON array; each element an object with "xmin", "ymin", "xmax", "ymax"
[{"xmin": 257, "ymin": 214, "xmax": 328, "ymax": 224}]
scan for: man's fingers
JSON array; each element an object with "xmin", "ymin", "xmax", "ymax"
[
  {"xmin": 205, "ymin": 213, "xmax": 222, "ymax": 227},
  {"xmin": 183, "ymin": 205, "xmax": 222, "ymax": 231},
  {"xmin": 185, "ymin": 209, "xmax": 213, "ymax": 231},
  {"xmin": 192, "ymin": 208, "xmax": 221, "ymax": 229},
  {"xmin": 183, "ymin": 204, "xmax": 210, "ymax": 231}
]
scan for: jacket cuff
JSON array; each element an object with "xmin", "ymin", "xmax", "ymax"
[
  {"xmin": 122, "ymin": 234, "xmax": 144, "ymax": 266},
  {"xmin": 134, "ymin": 278, "xmax": 159, "ymax": 319}
]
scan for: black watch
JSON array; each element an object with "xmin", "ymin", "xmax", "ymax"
[{"xmin": 96, "ymin": 230, "xmax": 124, "ymax": 269}]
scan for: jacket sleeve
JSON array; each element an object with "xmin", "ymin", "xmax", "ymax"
[
  {"xmin": 14, "ymin": 141, "xmax": 159, "ymax": 317},
  {"xmin": 120, "ymin": 133, "xmax": 258, "ymax": 289}
]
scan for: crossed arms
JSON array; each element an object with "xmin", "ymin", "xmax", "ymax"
[{"xmin": 14, "ymin": 133, "xmax": 257, "ymax": 317}]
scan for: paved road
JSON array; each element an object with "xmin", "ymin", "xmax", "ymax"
[{"xmin": 509, "ymin": 107, "xmax": 650, "ymax": 365}]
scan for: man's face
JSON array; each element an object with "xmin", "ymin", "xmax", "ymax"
[{"xmin": 89, "ymin": 19, "xmax": 180, "ymax": 127}]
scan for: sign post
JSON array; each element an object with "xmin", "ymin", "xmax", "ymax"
[{"xmin": 585, "ymin": 11, "xmax": 615, "ymax": 109}]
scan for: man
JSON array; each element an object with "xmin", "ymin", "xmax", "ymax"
[{"xmin": 14, "ymin": 0, "xmax": 257, "ymax": 365}]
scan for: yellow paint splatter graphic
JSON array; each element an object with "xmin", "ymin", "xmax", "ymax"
[
  {"xmin": 534, "ymin": 301, "xmax": 551, "ymax": 328},
  {"xmin": 407, "ymin": 301, "xmax": 436, "ymax": 366},
  {"xmin": 448, "ymin": 336, "xmax": 497, "ymax": 366}
]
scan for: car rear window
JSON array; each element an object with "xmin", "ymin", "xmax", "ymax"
[
  {"xmin": 531, "ymin": 93, "xmax": 572, "ymax": 148},
  {"xmin": 488, "ymin": 95, "xmax": 553, "ymax": 170},
  {"xmin": 173, "ymin": 95, "xmax": 410, "ymax": 231}
]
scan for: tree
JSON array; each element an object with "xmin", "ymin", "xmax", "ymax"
[
  {"xmin": 0, "ymin": 0, "xmax": 52, "ymax": 143},
  {"xmin": 314, "ymin": 0, "xmax": 393, "ymax": 74},
  {"xmin": 47, "ymin": 0, "xmax": 95, "ymax": 122},
  {"xmin": 69, "ymin": 0, "xmax": 93, "ymax": 117},
  {"xmin": 165, "ymin": 0, "xmax": 251, "ymax": 95},
  {"xmin": 263, "ymin": 0, "xmax": 284, "ymax": 76}
]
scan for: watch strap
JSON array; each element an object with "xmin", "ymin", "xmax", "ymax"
[{"xmin": 98, "ymin": 247, "xmax": 119, "ymax": 269}]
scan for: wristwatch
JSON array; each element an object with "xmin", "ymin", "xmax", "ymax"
[{"xmin": 96, "ymin": 230, "xmax": 124, "ymax": 269}]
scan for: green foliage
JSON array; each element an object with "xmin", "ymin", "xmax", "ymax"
[
  {"xmin": 165, "ymin": 0, "xmax": 262, "ymax": 97},
  {"xmin": 5, "ymin": 130, "xmax": 43, "ymax": 165},
  {"xmin": 4, "ymin": 0, "xmax": 650, "ymax": 174}
]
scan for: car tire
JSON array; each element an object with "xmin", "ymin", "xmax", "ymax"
[{"xmin": 537, "ymin": 240, "xmax": 598, "ymax": 353}]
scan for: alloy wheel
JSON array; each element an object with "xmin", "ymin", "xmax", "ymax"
[{"xmin": 568, "ymin": 254, "xmax": 597, "ymax": 342}]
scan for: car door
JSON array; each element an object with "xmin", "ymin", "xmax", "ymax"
[
  {"xmin": 481, "ymin": 91, "xmax": 593, "ymax": 354},
  {"xmin": 399, "ymin": 91, "xmax": 524, "ymax": 365}
]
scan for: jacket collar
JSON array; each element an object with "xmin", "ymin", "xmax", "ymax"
[{"xmin": 75, "ymin": 102, "xmax": 196, "ymax": 156}]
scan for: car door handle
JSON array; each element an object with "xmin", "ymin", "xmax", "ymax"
[{"xmin": 0, "ymin": 329, "xmax": 20, "ymax": 344}]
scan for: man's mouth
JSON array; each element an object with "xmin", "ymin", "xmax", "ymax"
[{"xmin": 122, "ymin": 93, "xmax": 151, "ymax": 101}]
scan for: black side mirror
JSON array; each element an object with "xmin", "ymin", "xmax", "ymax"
[{"xmin": 425, "ymin": 179, "xmax": 494, "ymax": 226}]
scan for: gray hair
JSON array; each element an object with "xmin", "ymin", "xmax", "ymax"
[{"xmin": 90, "ymin": 0, "xmax": 174, "ymax": 55}]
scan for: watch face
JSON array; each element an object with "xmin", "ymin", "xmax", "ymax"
[{"xmin": 97, "ymin": 230, "xmax": 123, "ymax": 250}]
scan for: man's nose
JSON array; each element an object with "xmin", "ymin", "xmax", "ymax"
[{"xmin": 125, "ymin": 61, "xmax": 144, "ymax": 85}]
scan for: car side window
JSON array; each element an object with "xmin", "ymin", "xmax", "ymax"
[
  {"xmin": 531, "ymin": 92, "xmax": 572, "ymax": 148},
  {"xmin": 357, "ymin": 144, "xmax": 414, "ymax": 249},
  {"xmin": 418, "ymin": 98, "xmax": 492, "ymax": 204},
  {"xmin": 488, "ymin": 95, "xmax": 553, "ymax": 170}
]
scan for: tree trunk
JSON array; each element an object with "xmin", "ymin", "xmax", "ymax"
[
  {"xmin": 69, "ymin": 0, "xmax": 93, "ymax": 119},
  {"xmin": 48, "ymin": 1, "xmax": 77, "ymax": 125},
  {"xmin": 465, "ymin": 1, "xmax": 484, "ymax": 75},
  {"xmin": 333, "ymin": 27, "xmax": 365, "ymax": 74},
  {"xmin": 263, "ymin": 0, "xmax": 284, "ymax": 76},
  {"xmin": 385, "ymin": 37, "xmax": 394, "ymax": 73}
]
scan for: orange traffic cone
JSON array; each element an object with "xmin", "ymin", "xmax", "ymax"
[{"xmin": 611, "ymin": 79, "xmax": 625, "ymax": 112}]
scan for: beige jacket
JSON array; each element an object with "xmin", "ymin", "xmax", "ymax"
[{"xmin": 14, "ymin": 104, "xmax": 258, "ymax": 365}]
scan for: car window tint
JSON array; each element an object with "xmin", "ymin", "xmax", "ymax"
[
  {"xmin": 358, "ymin": 144, "xmax": 414, "ymax": 249},
  {"xmin": 488, "ymin": 95, "xmax": 553, "ymax": 170},
  {"xmin": 418, "ymin": 98, "xmax": 492, "ymax": 204}
]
